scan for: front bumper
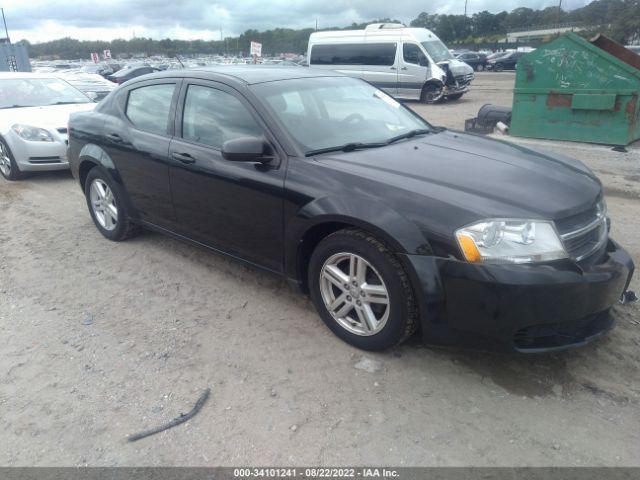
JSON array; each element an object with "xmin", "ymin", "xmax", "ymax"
[
  {"xmin": 402, "ymin": 238, "xmax": 634, "ymax": 353},
  {"xmin": 7, "ymin": 131, "xmax": 70, "ymax": 172}
]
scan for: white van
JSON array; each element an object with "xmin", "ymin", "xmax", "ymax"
[{"xmin": 307, "ymin": 23, "xmax": 474, "ymax": 103}]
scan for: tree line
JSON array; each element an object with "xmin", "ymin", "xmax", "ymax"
[{"xmin": 20, "ymin": 0, "xmax": 640, "ymax": 60}]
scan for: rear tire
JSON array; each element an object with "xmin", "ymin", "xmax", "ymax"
[
  {"xmin": 475, "ymin": 64, "xmax": 484, "ymax": 72},
  {"xmin": 308, "ymin": 228, "xmax": 418, "ymax": 351},
  {"xmin": 494, "ymin": 63, "xmax": 504, "ymax": 72},
  {"xmin": 84, "ymin": 166, "xmax": 139, "ymax": 241},
  {"xmin": 0, "ymin": 138, "xmax": 24, "ymax": 181},
  {"xmin": 447, "ymin": 93, "xmax": 464, "ymax": 101}
]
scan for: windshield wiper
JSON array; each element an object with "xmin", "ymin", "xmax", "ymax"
[
  {"xmin": 305, "ymin": 142, "xmax": 387, "ymax": 157},
  {"xmin": 385, "ymin": 128, "xmax": 431, "ymax": 145}
]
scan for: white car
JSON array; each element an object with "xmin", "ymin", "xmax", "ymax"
[{"xmin": 0, "ymin": 73, "xmax": 96, "ymax": 181}]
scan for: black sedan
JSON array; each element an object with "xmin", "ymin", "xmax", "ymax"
[
  {"xmin": 67, "ymin": 67, "xmax": 634, "ymax": 353},
  {"xmin": 106, "ymin": 65, "xmax": 160, "ymax": 84},
  {"xmin": 455, "ymin": 52, "xmax": 487, "ymax": 72},
  {"xmin": 486, "ymin": 51, "xmax": 527, "ymax": 71}
]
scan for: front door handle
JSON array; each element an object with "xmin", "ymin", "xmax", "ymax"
[
  {"xmin": 400, "ymin": 67, "xmax": 408, "ymax": 71},
  {"xmin": 390, "ymin": 67, "xmax": 397, "ymax": 70},
  {"xmin": 172, "ymin": 152, "xmax": 196, "ymax": 164},
  {"xmin": 106, "ymin": 133, "xmax": 123, "ymax": 143}
]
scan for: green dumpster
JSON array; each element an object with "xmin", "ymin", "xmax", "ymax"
[{"xmin": 510, "ymin": 32, "xmax": 640, "ymax": 146}]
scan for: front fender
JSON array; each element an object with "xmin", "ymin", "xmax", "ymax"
[{"xmin": 284, "ymin": 195, "xmax": 434, "ymax": 282}]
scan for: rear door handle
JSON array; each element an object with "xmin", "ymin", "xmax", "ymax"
[
  {"xmin": 172, "ymin": 152, "xmax": 196, "ymax": 164},
  {"xmin": 390, "ymin": 67, "xmax": 397, "ymax": 70},
  {"xmin": 400, "ymin": 67, "xmax": 408, "ymax": 71},
  {"xmin": 106, "ymin": 133, "xmax": 123, "ymax": 143}
]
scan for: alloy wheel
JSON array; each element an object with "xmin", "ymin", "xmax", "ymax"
[
  {"xmin": 319, "ymin": 252, "xmax": 390, "ymax": 336},
  {"xmin": 90, "ymin": 178, "xmax": 118, "ymax": 231},
  {"xmin": 0, "ymin": 142, "xmax": 11, "ymax": 178}
]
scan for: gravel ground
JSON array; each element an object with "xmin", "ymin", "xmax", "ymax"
[{"xmin": 1, "ymin": 72, "xmax": 639, "ymax": 467}]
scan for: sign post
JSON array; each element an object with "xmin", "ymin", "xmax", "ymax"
[
  {"xmin": 103, "ymin": 49, "xmax": 112, "ymax": 60},
  {"xmin": 250, "ymin": 41, "xmax": 262, "ymax": 64},
  {"xmin": 91, "ymin": 52, "xmax": 99, "ymax": 63}
]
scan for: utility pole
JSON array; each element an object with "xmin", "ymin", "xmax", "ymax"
[
  {"xmin": 315, "ymin": 19, "xmax": 318, "ymax": 31},
  {"xmin": 464, "ymin": 0, "xmax": 468, "ymax": 17},
  {"xmin": 558, "ymin": 0, "xmax": 563, "ymax": 24},
  {"xmin": 1, "ymin": 8, "xmax": 10, "ymax": 44}
]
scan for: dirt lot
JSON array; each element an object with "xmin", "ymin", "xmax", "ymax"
[{"xmin": 1, "ymin": 72, "xmax": 639, "ymax": 466}]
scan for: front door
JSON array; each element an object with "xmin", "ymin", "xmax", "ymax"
[
  {"xmin": 398, "ymin": 43, "xmax": 429, "ymax": 100},
  {"xmin": 168, "ymin": 81, "xmax": 286, "ymax": 272}
]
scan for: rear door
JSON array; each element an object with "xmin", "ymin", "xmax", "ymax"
[
  {"xmin": 102, "ymin": 79, "xmax": 179, "ymax": 226},
  {"xmin": 167, "ymin": 81, "xmax": 286, "ymax": 272},
  {"xmin": 361, "ymin": 42, "xmax": 399, "ymax": 95}
]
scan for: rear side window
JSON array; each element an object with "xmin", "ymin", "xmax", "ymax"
[
  {"xmin": 311, "ymin": 43, "xmax": 397, "ymax": 66},
  {"xmin": 126, "ymin": 84, "xmax": 175, "ymax": 135},
  {"xmin": 181, "ymin": 85, "xmax": 262, "ymax": 149}
]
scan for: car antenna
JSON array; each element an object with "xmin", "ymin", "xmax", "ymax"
[{"xmin": 174, "ymin": 55, "xmax": 185, "ymax": 68}]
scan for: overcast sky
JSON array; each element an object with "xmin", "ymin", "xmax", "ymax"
[{"xmin": 2, "ymin": 0, "xmax": 590, "ymax": 44}]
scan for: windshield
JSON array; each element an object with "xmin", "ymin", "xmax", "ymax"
[
  {"xmin": 252, "ymin": 77, "xmax": 430, "ymax": 154},
  {"xmin": 0, "ymin": 77, "xmax": 91, "ymax": 108},
  {"xmin": 421, "ymin": 40, "xmax": 453, "ymax": 63}
]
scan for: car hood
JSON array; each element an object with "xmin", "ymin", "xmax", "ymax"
[
  {"xmin": 438, "ymin": 58, "xmax": 474, "ymax": 76},
  {"xmin": 1, "ymin": 103, "xmax": 96, "ymax": 130},
  {"xmin": 314, "ymin": 130, "xmax": 601, "ymax": 221}
]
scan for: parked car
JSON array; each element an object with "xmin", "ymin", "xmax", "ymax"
[
  {"xmin": 106, "ymin": 66, "xmax": 160, "ymax": 84},
  {"xmin": 0, "ymin": 73, "xmax": 95, "ymax": 181},
  {"xmin": 68, "ymin": 67, "xmax": 634, "ymax": 353},
  {"xmin": 455, "ymin": 52, "xmax": 487, "ymax": 71},
  {"xmin": 486, "ymin": 51, "xmax": 527, "ymax": 71},
  {"xmin": 57, "ymin": 71, "xmax": 116, "ymax": 101},
  {"xmin": 308, "ymin": 23, "xmax": 474, "ymax": 103},
  {"xmin": 626, "ymin": 45, "xmax": 640, "ymax": 55}
]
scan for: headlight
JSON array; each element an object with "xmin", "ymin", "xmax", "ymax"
[
  {"xmin": 11, "ymin": 124, "xmax": 55, "ymax": 142},
  {"xmin": 456, "ymin": 220, "xmax": 567, "ymax": 264}
]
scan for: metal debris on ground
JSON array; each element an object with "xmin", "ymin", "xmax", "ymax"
[{"xmin": 127, "ymin": 388, "xmax": 211, "ymax": 442}]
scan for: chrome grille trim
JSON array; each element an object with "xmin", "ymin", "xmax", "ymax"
[{"xmin": 557, "ymin": 201, "xmax": 607, "ymax": 261}]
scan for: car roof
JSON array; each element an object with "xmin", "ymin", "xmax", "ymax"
[{"xmin": 132, "ymin": 66, "xmax": 344, "ymax": 86}]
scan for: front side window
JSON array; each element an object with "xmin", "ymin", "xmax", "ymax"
[
  {"xmin": 310, "ymin": 43, "xmax": 397, "ymax": 66},
  {"xmin": 182, "ymin": 85, "xmax": 262, "ymax": 149},
  {"xmin": 403, "ymin": 44, "xmax": 427, "ymax": 66},
  {"xmin": 126, "ymin": 84, "xmax": 175, "ymax": 135}
]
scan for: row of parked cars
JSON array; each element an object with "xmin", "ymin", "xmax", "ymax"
[{"xmin": 453, "ymin": 50, "xmax": 529, "ymax": 72}]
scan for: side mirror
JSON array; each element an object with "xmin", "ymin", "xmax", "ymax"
[{"xmin": 222, "ymin": 137, "xmax": 273, "ymax": 163}]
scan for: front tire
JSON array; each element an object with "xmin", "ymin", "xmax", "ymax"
[
  {"xmin": 447, "ymin": 93, "xmax": 464, "ymax": 101},
  {"xmin": 420, "ymin": 83, "xmax": 444, "ymax": 104},
  {"xmin": 494, "ymin": 63, "xmax": 504, "ymax": 72},
  {"xmin": 308, "ymin": 228, "xmax": 418, "ymax": 351},
  {"xmin": 475, "ymin": 64, "xmax": 484, "ymax": 72},
  {"xmin": 0, "ymin": 138, "xmax": 24, "ymax": 181},
  {"xmin": 84, "ymin": 167, "xmax": 139, "ymax": 241}
]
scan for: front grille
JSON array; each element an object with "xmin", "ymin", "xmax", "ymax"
[
  {"xmin": 514, "ymin": 310, "xmax": 613, "ymax": 351},
  {"xmin": 556, "ymin": 200, "xmax": 607, "ymax": 262},
  {"xmin": 455, "ymin": 74, "xmax": 474, "ymax": 86}
]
